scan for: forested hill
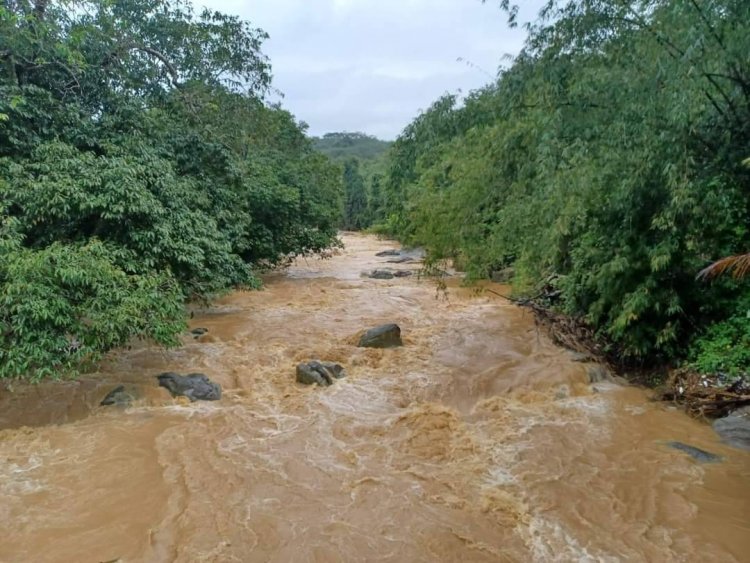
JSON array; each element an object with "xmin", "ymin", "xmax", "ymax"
[
  {"xmin": 311, "ymin": 133, "xmax": 391, "ymax": 232},
  {"xmin": 0, "ymin": 0, "xmax": 343, "ymax": 380},
  {"xmin": 374, "ymin": 1, "xmax": 750, "ymax": 376},
  {"xmin": 312, "ymin": 132, "xmax": 392, "ymax": 161}
]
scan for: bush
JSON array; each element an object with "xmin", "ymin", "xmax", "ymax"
[
  {"xmin": 0, "ymin": 234, "xmax": 186, "ymax": 380},
  {"xmin": 689, "ymin": 292, "xmax": 750, "ymax": 380}
]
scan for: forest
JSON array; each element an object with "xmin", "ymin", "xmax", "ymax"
[
  {"xmin": 312, "ymin": 131, "xmax": 391, "ymax": 232},
  {"xmin": 0, "ymin": 0, "xmax": 343, "ymax": 379},
  {"xmin": 3, "ymin": 0, "xmax": 749, "ymax": 383},
  {"xmin": 370, "ymin": 0, "xmax": 750, "ymax": 377}
]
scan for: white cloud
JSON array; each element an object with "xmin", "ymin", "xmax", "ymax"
[{"xmin": 192, "ymin": 0, "xmax": 543, "ymax": 139}]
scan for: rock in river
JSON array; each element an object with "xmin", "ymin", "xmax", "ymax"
[
  {"xmin": 368, "ymin": 269, "xmax": 395, "ymax": 279},
  {"xmin": 364, "ymin": 269, "xmax": 413, "ymax": 280},
  {"xmin": 375, "ymin": 249, "xmax": 401, "ymax": 257},
  {"xmin": 100, "ymin": 385, "xmax": 137, "ymax": 407},
  {"xmin": 296, "ymin": 361, "xmax": 346, "ymax": 387},
  {"xmin": 713, "ymin": 406, "xmax": 750, "ymax": 451},
  {"xmin": 157, "ymin": 372, "xmax": 222, "ymax": 401},
  {"xmin": 358, "ymin": 324, "xmax": 403, "ymax": 348},
  {"xmin": 190, "ymin": 327, "xmax": 209, "ymax": 338},
  {"xmin": 667, "ymin": 441, "xmax": 721, "ymax": 463}
]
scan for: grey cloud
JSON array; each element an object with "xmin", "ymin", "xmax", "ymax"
[{"xmin": 194, "ymin": 0, "xmax": 542, "ymax": 139}]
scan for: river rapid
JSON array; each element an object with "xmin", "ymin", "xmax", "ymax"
[{"xmin": 1, "ymin": 233, "xmax": 749, "ymax": 562}]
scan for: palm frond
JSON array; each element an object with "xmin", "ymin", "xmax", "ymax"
[{"xmin": 697, "ymin": 253, "xmax": 750, "ymax": 281}]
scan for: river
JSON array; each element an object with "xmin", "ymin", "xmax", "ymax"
[{"xmin": 1, "ymin": 233, "xmax": 749, "ymax": 562}]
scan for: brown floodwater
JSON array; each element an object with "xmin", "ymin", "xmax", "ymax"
[{"xmin": 1, "ymin": 233, "xmax": 748, "ymax": 562}]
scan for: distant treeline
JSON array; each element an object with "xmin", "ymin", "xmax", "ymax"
[
  {"xmin": 375, "ymin": 0, "xmax": 750, "ymax": 374},
  {"xmin": 0, "ymin": 0, "xmax": 343, "ymax": 379},
  {"xmin": 312, "ymin": 132, "xmax": 391, "ymax": 161},
  {"xmin": 312, "ymin": 132, "xmax": 391, "ymax": 231}
]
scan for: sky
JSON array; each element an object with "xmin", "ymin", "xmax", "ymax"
[{"xmin": 193, "ymin": 0, "xmax": 540, "ymax": 140}]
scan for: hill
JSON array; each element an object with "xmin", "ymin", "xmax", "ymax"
[{"xmin": 312, "ymin": 132, "xmax": 391, "ymax": 161}]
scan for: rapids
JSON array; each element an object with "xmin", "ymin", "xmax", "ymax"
[{"xmin": 1, "ymin": 233, "xmax": 749, "ymax": 562}]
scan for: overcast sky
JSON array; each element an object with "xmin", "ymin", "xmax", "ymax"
[{"xmin": 194, "ymin": 0, "xmax": 541, "ymax": 140}]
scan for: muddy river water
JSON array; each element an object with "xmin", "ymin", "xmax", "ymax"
[{"xmin": 1, "ymin": 233, "xmax": 749, "ymax": 562}]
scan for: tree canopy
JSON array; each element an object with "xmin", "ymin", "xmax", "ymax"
[
  {"xmin": 0, "ymin": 0, "xmax": 343, "ymax": 379},
  {"xmin": 378, "ymin": 0, "xmax": 750, "ymax": 373},
  {"xmin": 312, "ymin": 132, "xmax": 391, "ymax": 161}
]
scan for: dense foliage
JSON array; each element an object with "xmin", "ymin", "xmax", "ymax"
[
  {"xmin": 380, "ymin": 0, "xmax": 750, "ymax": 373},
  {"xmin": 0, "ymin": 0, "xmax": 342, "ymax": 379},
  {"xmin": 313, "ymin": 131, "xmax": 389, "ymax": 231}
]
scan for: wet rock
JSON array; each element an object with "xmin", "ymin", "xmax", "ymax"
[
  {"xmin": 554, "ymin": 384, "xmax": 570, "ymax": 400},
  {"xmin": 490, "ymin": 267, "xmax": 515, "ymax": 283},
  {"xmin": 100, "ymin": 385, "xmax": 137, "ymax": 407},
  {"xmin": 713, "ymin": 406, "xmax": 750, "ymax": 451},
  {"xmin": 156, "ymin": 372, "xmax": 222, "ymax": 402},
  {"xmin": 190, "ymin": 327, "xmax": 209, "ymax": 338},
  {"xmin": 569, "ymin": 351, "xmax": 595, "ymax": 363},
  {"xmin": 587, "ymin": 365, "xmax": 613, "ymax": 383},
  {"xmin": 296, "ymin": 361, "xmax": 346, "ymax": 387},
  {"xmin": 392, "ymin": 270, "xmax": 413, "ymax": 278},
  {"xmin": 358, "ymin": 324, "xmax": 403, "ymax": 348},
  {"xmin": 667, "ymin": 441, "xmax": 721, "ymax": 463},
  {"xmin": 376, "ymin": 249, "xmax": 400, "ymax": 257},
  {"xmin": 387, "ymin": 256, "xmax": 414, "ymax": 264},
  {"xmin": 363, "ymin": 269, "xmax": 413, "ymax": 280},
  {"xmin": 368, "ymin": 269, "xmax": 395, "ymax": 280}
]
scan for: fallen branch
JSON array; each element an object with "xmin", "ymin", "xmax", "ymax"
[{"xmin": 660, "ymin": 369, "xmax": 750, "ymax": 418}]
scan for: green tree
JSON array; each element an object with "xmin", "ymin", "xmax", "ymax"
[
  {"xmin": 381, "ymin": 0, "xmax": 750, "ymax": 364},
  {"xmin": 0, "ymin": 0, "xmax": 343, "ymax": 379},
  {"xmin": 342, "ymin": 158, "xmax": 368, "ymax": 230}
]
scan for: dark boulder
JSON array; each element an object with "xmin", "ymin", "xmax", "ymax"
[
  {"xmin": 156, "ymin": 372, "xmax": 222, "ymax": 402},
  {"xmin": 364, "ymin": 269, "xmax": 413, "ymax": 280},
  {"xmin": 587, "ymin": 365, "xmax": 612, "ymax": 383},
  {"xmin": 100, "ymin": 385, "xmax": 137, "ymax": 407},
  {"xmin": 369, "ymin": 269, "xmax": 395, "ymax": 279},
  {"xmin": 358, "ymin": 324, "xmax": 403, "ymax": 348},
  {"xmin": 190, "ymin": 328, "xmax": 209, "ymax": 338},
  {"xmin": 713, "ymin": 406, "xmax": 750, "ymax": 451},
  {"xmin": 667, "ymin": 441, "xmax": 721, "ymax": 463},
  {"xmin": 296, "ymin": 361, "xmax": 346, "ymax": 387}
]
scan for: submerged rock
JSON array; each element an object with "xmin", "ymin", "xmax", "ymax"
[
  {"xmin": 569, "ymin": 351, "xmax": 595, "ymax": 363},
  {"xmin": 363, "ymin": 269, "xmax": 413, "ymax": 280},
  {"xmin": 667, "ymin": 441, "xmax": 721, "ymax": 463},
  {"xmin": 375, "ymin": 249, "xmax": 401, "ymax": 257},
  {"xmin": 369, "ymin": 269, "xmax": 395, "ymax": 279},
  {"xmin": 156, "ymin": 372, "xmax": 222, "ymax": 402},
  {"xmin": 713, "ymin": 406, "xmax": 750, "ymax": 451},
  {"xmin": 587, "ymin": 365, "xmax": 613, "ymax": 383},
  {"xmin": 358, "ymin": 324, "xmax": 403, "ymax": 348},
  {"xmin": 190, "ymin": 327, "xmax": 209, "ymax": 338},
  {"xmin": 387, "ymin": 256, "xmax": 414, "ymax": 264},
  {"xmin": 296, "ymin": 361, "xmax": 346, "ymax": 387},
  {"xmin": 100, "ymin": 385, "xmax": 137, "ymax": 407}
]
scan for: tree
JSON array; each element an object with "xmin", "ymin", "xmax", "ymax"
[
  {"xmin": 342, "ymin": 158, "xmax": 368, "ymax": 231},
  {"xmin": 380, "ymin": 0, "xmax": 750, "ymax": 364},
  {"xmin": 0, "ymin": 0, "xmax": 343, "ymax": 379}
]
